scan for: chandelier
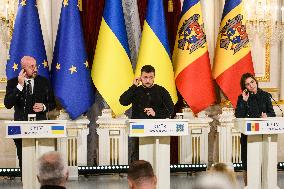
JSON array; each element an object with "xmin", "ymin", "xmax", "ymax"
[
  {"xmin": 0, "ymin": 0, "xmax": 17, "ymax": 48},
  {"xmin": 244, "ymin": 0, "xmax": 284, "ymax": 45}
]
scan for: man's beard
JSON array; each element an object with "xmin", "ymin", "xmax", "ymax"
[{"xmin": 142, "ymin": 83, "xmax": 153, "ymax": 88}]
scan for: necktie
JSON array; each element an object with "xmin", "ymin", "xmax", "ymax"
[{"xmin": 27, "ymin": 80, "xmax": 32, "ymax": 95}]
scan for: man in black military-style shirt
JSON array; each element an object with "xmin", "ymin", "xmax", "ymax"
[
  {"xmin": 120, "ymin": 65, "xmax": 174, "ymax": 119},
  {"xmin": 119, "ymin": 65, "xmax": 174, "ymax": 162}
]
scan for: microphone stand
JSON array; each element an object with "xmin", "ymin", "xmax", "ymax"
[
  {"xmin": 46, "ymin": 87, "xmax": 49, "ymax": 120},
  {"xmin": 269, "ymin": 94, "xmax": 284, "ymax": 117}
]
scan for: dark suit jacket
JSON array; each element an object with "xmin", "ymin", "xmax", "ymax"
[
  {"xmin": 235, "ymin": 88, "xmax": 276, "ymax": 118},
  {"xmin": 4, "ymin": 75, "xmax": 56, "ymax": 121}
]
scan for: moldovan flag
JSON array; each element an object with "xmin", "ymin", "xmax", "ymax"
[
  {"xmin": 135, "ymin": 0, "xmax": 178, "ymax": 103},
  {"xmin": 91, "ymin": 0, "xmax": 134, "ymax": 115},
  {"xmin": 173, "ymin": 0, "xmax": 216, "ymax": 113},
  {"xmin": 212, "ymin": 0, "xmax": 254, "ymax": 107}
]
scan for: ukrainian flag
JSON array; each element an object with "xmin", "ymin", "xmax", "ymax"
[
  {"xmin": 172, "ymin": 0, "xmax": 216, "ymax": 113},
  {"xmin": 91, "ymin": 0, "xmax": 134, "ymax": 116},
  {"xmin": 212, "ymin": 0, "xmax": 254, "ymax": 107},
  {"xmin": 135, "ymin": 0, "xmax": 178, "ymax": 103}
]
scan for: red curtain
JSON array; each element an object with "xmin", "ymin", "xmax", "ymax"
[{"xmin": 81, "ymin": 0, "xmax": 105, "ymax": 66}]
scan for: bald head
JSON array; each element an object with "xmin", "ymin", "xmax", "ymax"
[
  {"xmin": 21, "ymin": 56, "xmax": 38, "ymax": 78},
  {"xmin": 37, "ymin": 151, "xmax": 68, "ymax": 187}
]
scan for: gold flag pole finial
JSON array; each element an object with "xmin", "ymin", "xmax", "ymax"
[
  {"xmin": 78, "ymin": 0, "xmax": 82, "ymax": 11},
  {"xmin": 168, "ymin": 0, "xmax": 173, "ymax": 12}
]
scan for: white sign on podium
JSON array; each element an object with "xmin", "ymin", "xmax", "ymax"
[
  {"xmin": 6, "ymin": 121, "xmax": 67, "ymax": 138},
  {"xmin": 5, "ymin": 120, "xmax": 67, "ymax": 189},
  {"xmin": 128, "ymin": 119, "xmax": 189, "ymax": 189},
  {"xmin": 235, "ymin": 117, "xmax": 284, "ymax": 189},
  {"xmin": 129, "ymin": 119, "xmax": 188, "ymax": 137}
]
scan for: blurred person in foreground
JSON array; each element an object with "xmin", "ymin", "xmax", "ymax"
[
  {"xmin": 128, "ymin": 160, "xmax": 157, "ymax": 189},
  {"xmin": 37, "ymin": 151, "xmax": 68, "ymax": 189},
  {"xmin": 193, "ymin": 173, "xmax": 237, "ymax": 189},
  {"xmin": 209, "ymin": 163, "xmax": 238, "ymax": 188}
]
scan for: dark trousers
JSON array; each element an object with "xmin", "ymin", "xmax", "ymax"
[
  {"xmin": 13, "ymin": 139, "xmax": 22, "ymax": 169},
  {"xmin": 128, "ymin": 137, "xmax": 139, "ymax": 163},
  {"xmin": 240, "ymin": 134, "xmax": 247, "ymax": 171}
]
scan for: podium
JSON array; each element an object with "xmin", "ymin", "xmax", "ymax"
[
  {"xmin": 235, "ymin": 117, "xmax": 284, "ymax": 189},
  {"xmin": 128, "ymin": 119, "xmax": 188, "ymax": 189},
  {"xmin": 5, "ymin": 120, "xmax": 67, "ymax": 189}
]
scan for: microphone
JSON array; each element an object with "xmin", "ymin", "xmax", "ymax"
[
  {"xmin": 23, "ymin": 82, "xmax": 28, "ymax": 121},
  {"xmin": 269, "ymin": 93, "xmax": 284, "ymax": 117}
]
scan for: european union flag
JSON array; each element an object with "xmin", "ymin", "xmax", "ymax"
[
  {"xmin": 8, "ymin": 126, "xmax": 21, "ymax": 135},
  {"xmin": 51, "ymin": 0, "xmax": 95, "ymax": 119},
  {"xmin": 6, "ymin": 0, "xmax": 49, "ymax": 80}
]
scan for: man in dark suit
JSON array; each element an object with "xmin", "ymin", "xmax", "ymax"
[{"xmin": 4, "ymin": 55, "xmax": 56, "ymax": 168}]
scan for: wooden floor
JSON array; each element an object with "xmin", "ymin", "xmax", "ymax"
[{"xmin": 1, "ymin": 171, "xmax": 284, "ymax": 188}]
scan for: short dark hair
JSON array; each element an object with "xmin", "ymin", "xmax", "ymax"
[
  {"xmin": 128, "ymin": 160, "xmax": 155, "ymax": 183},
  {"xmin": 141, "ymin": 65, "xmax": 155, "ymax": 75},
  {"xmin": 240, "ymin": 72, "xmax": 258, "ymax": 91}
]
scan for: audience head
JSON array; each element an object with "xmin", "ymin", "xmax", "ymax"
[
  {"xmin": 209, "ymin": 163, "xmax": 237, "ymax": 186},
  {"xmin": 193, "ymin": 173, "xmax": 236, "ymax": 189},
  {"xmin": 37, "ymin": 151, "xmax": 68, "ymax": 187},
  {"xmin": 128, "ymin": 160, "xmax": 157, "ymax": 189}
]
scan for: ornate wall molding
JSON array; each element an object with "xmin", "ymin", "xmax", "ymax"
[{"xmin": 255, "ymin": 42, "xmax": 271, "ymax": 82}]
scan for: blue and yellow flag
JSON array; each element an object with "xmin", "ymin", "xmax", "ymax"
[
  {"xmin": 91, "ymin": 0, "xmax": 134, "ymax": 116},
  {"xmin": 51, "ymin": 0, "xmax": 95, "ymax": 119},
  {"xmin": 135, "ymin": 0, "xmax": 178, "ymax": 103},
  {"xmin": 212, "ymin": 0, "xmax": 254, "ymax": 107},
  {"xmin": 6, "ymin": 0, "xmax": 49, "ymax": 79},
  {"xmin": 172, "ymin": 0, "xmax": 216, "ymax": 113}
]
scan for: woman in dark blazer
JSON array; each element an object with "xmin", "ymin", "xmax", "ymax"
[{"xmin": 235, "ymin": 72, "xmax": 275, "ymax": 185}]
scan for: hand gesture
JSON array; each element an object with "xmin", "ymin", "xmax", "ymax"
[
  {"xmin": 144, "ymin": 108, "xmax": 155, "ymax": 117},
  {"xmin": 33, "ymin": 103, "xmax": 44, "ymax": 112},
  {"xmin": 242, "ymin": 89, "xmax": 249, "ymax": 101},
  {"xmin": 261, "ymin": 112, "xmax": 267, "ymax": 118},
  {"xmin": 133, "ymin": 77, "xmax": 141, "ymax": 86},
  {"xmin": 18, "ymin": 69, "xmax": 26, "ymax": 87}
]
